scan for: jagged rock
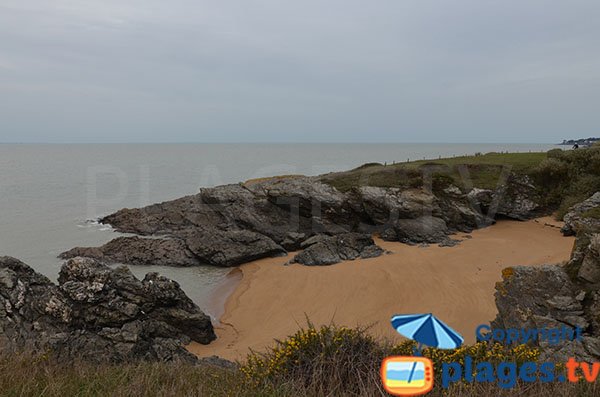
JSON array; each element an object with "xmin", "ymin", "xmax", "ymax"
[
  {"xmin": 562, "ymin": 192, "xmax": 600, "ymax": 236},
  {"xmin": 493, "ymin": 266, "xmax": 587, "ymax": 331},
  {"xmin": 491, "ymin": 265, "xmax": 600, "ymax": 361},
  {"xmin": 292, "ymin": 233, "xmax": 384, "ymax": 266},
  {"xmin": 247, "ymin": 176, "xmax": 352, "ymax": 225},
  {"xmin": 59, "ymin": 236, "xmax": 200, "ymax": 267},
  {"xmin": 467, "ymin": 176, "xmax": 539, "ymax": 221},
  {"xmin": 184, "ymin": 229, "xmax": 286, "ymax": 267},
  {"xmin": 100, "ymin": 194, "xmax": 224, "ymax": 236},
  {"xmin": 356, "ymin": 187, "xmax": 441, "ymax": 224},
  {"xmin": 0, "ymin": 256, "xmax": 215, "ymax": 363},
  {"xmin": 495, "ymin": 175, "xmax": 539, "ymax": 220},
  {"xmin": 384, "ymin": 216, "xmax": 449, "ymax": 244},
  {"xmin": 67, "ymin": 171, "xmax": 543, "ymax": 268},
  {"xmin": 438, "ymin": 197, "xmax": 492, "ymax": 232},
  {"xmin": 577, "ymin": 234, "xmax": 600, "ymax": 283}
]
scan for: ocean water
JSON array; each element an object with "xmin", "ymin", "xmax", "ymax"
[{"xmin": 0, "ymin": 143, "xmax": 560, "ymax": 317}]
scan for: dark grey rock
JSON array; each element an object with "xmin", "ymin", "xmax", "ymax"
[
  {"xmin": 59, "ymin": 236, "xmax": 200, "ymax": 267},
  {"xmin": 491, "ymin": 265, "xmax": 600, "ymax": 362},
  {"xmin": 68, "ymin": 172, "xmax": 544, "ymax": 268},
  {"xmin": 562, "ymin": 192, "xmax": 600, "ymax": 236},
  {"xmin": 356, "ymin": 186, "xmax": 441, "ymax": 224},
  {"xmin": 578, "ymin": 235, "xmax": 600, "ymax": 283},
  {"xmin": 291, "ymin": 233, "xmax": 384, "ymax": 266},
  {"xmin": 0, "ymin": 256, "xmax": 215, "ymax": 363},
  {"xmin": 184, "ymin": 229, "xmax": 286, "ymax": 267},
  {"xmin": 492, "ymin": 265, "xmax": 586, "ymax": 331},
  {"xmin": 391, "ymin": 216, "xmax": 449, "ymax": 244}
]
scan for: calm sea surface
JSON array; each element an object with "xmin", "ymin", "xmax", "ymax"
[{"xmin": 0, "ymin": 143, "xmax": 560, "ymax": 317}]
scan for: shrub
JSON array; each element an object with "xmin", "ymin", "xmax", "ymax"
[
  {"xmin": 240, "ymin": 323, "xmax": 541, "ymax": 396},
  {"xmin": 546, "ymin": 148, "xmax": 565, "ymax": 158},
  {"xmin": 241, "ymin": 323, "xmax": 385, "ymax": 396}
]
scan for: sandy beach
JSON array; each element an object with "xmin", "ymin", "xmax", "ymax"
[{"xmin": 189, "ymin": 217, "xmax": 575, "ymax": 361}]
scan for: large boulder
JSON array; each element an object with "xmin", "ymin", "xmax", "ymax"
[
  {"xmin": 381, "ymin": 216, "xmax": 449, "ymax": 244},
  {"xmin": 0, "ymin": 256, "xmax": 216, "ymax": 363},
  {"xmin": 467, "ymin": 175, "xmax": 539, "ymax": 221},
  {"xmin": 184, "ymin": 229, "xmax": 286, "ymax": 267},
  {"xmin": 291, "ymin": 233, "xmax": 384, "ymax": 266}
]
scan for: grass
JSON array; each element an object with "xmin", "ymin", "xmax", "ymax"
[
  {"xmin": 4, "ymin": 323, "xmax": 599, "ymax": 396},
  {"xmin": 320, "ymin": 152, "xmax": 548, "ymax": 192}
]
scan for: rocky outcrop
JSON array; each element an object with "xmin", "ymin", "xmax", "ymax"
[
  {"xmin": 466, "ymin": 175, "xmax": 539, "ymax": 221},
  {"xmin": 0, "ymin": 256, "xmax": 215, "ymax": 363},
  {"xmin": 559, "ymin": 192, "xmax": 600, "ymax": 285},
  {"xmin": 380, "ymin": 216, "xmax": 449, "ymax": 244},
  {"xmin": 561, "ymin": 192, "xmax": 600, "ymax": 236},
  {"xmin": 492, "ymin": 265, "xmax": 600, "ymax": 362},
  {"xmin": 492, "ymin": 192, "xmax": 600, "ymax": 362},
  {"xmin": 62, "ymin": 173, "xmax": 544, "ymax": 268},
  {"xmin": 59, "ymin": 236, "xmax": 201, "ymax": 267},
  {"xmin": 184, "ymin": 229, "xmax": 286, "ymax": 267},
  {"xmin": 291, "ymin": 233, "xmax": 385, "ymax": 266}
]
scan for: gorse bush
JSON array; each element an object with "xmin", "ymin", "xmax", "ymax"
[
  {"xmin": 241, "ymin": 323, "xmax": 385, "ymax": 396},
  {"xmin": 239, "ymin": 322, "xmax": 542, "ymax": 396}
]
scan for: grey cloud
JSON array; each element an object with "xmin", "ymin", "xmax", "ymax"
[{"xmin": 0, "ymin": 0, "xmax": 599, "ymax": 143}]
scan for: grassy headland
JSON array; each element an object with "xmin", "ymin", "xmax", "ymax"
[{"xmin": 321, "ymin": 145, "xmax": 600, "ymax": 219}]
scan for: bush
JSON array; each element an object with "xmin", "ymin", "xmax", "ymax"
[
  {"xmin": 241, "ymin": 323, "xmax": 384, "ymax": 396},
  {"xmin": 240, "ymin": 322, "xmax": 541, "ymax": 396}
]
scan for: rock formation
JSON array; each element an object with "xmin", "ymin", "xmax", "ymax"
[
  {"xmin": 61, "ymin": 173, "xmax": 542, "ymax": 268},
  {"xmin": 492, "ymin": 191, "xmax": 600, "ymax": 362},
  {"xmin": 291, "ymin": 233, "xmax": 385, "ymax": 266},
  {"xmin": 0, "ymin": 256, "xmax": 215, "ymax": 363}
]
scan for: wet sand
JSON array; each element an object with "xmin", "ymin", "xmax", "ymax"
[{"xmin": 188, "ymin": 217, "xmax": 574, "ymax": 361}]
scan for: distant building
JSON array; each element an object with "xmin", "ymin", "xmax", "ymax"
[{"xmin": 561, "ymin": 137, "xmax": 600, "ymax": 147}]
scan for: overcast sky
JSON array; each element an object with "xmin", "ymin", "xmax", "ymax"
[{"xmin": 1, "ymin": 1, "xmax": 599, "ymax": 143}]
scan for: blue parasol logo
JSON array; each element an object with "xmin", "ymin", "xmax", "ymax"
[{"xmin": 391, "ymin": 313, "xmax": 464, "ymax": 355}]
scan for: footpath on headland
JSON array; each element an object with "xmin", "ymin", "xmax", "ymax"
[{"xmin": 188, "ymin": 217, "xmax": 574, "ymax": 361}]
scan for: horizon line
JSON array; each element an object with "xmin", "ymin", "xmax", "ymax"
[{"xmin": 0, "ymin": 141, "xmax": 561, "ymax": 145}]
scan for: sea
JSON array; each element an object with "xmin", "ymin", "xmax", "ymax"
[{"xmin": 0, "ymin": 143, "xmax": 561, "ymax": 318}]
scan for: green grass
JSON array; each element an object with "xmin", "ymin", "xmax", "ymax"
[{"xmin": 320, "ymin": 152, "xmax": 548, "ymax": 192}]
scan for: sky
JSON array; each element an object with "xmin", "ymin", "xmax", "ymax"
[{"xmin": 0, "ymin": 0, "xmax": 599, "ymax": 143}]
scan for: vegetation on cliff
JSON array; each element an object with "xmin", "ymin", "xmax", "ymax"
[{"xmin": 322, "ymin": 145, "xmax": 600, "ymax": 220}]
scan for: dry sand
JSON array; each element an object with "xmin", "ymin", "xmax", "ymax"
[{"xmin": 188, "ymin": 217, "xmax": 575, "ymax": 361}]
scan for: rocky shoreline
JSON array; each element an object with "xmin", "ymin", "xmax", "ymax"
[
  {"xmin": 0, "ymin": 256, "xmax": 216, "ymax": 363},
  {"xmin": 493, "ymin": 192, "xmax": 600, "ymax": 361},
  {"xmin": 60, "ymin": 172, "xmax": 541, "ymax": 268},
  {"xmin": 3, "ymin": 154, "xmax": 600, "ymax": 365}
]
